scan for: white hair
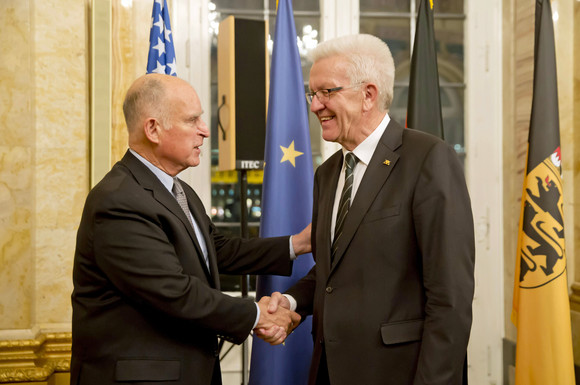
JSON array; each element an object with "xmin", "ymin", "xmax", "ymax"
[{"xmin": 309, "ymin": 34, "xmax": 395, "ymax": 111}]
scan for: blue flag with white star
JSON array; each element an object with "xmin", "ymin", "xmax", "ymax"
[
  {"xmin": 248, "ymin": 0, "xmax": 314, "ymax": 384},
  {"xmin": 146, "ymin": 0, "xmax": 177, "ymax": 76}
]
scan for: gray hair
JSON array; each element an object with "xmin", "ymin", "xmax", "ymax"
[
  {"xmin": 122, "ymin": 75, "xmax": 169, "ymax": 132},
  {"xmin": 309, "ymin": 34, "xmax": 395, "ymax": 111}
]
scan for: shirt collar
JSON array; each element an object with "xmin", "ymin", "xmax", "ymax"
[
  {"xmin": 129, "ymin": 149, "xmax": 174, "ymax": 193},
  {"xmin": 344, "ymin": 113, "xmax": 391, "ymax": 165}
]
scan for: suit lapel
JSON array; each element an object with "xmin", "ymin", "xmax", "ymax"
[
  {"xmin": 121, "ymin": 151, "xmax": 214, "ymax": 284},
  {"xmin": 330, "ymin": 119, "xmax": 404, "ymax": 270},
  {"xmin": 183, "ymin": 185, "xmax": 220, "ymax": 288},
  {"xmin": 317, "ymin": 151, "xmax": 343, "ymax": 272}
]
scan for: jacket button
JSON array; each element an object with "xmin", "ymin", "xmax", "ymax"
[{"xmin": 325, "ymin": 286, "xmax": 333, "ymax": 293}]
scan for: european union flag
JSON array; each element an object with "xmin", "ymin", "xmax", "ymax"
[
  {"xmin": 248, "ymin": 0, "xmax": 314, "ymax": 384},
  {"xmin": 146, "ymin": 0, "xmax": 177, "ymax": 76}
]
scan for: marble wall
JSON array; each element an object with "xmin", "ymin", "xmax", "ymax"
[
  {"xmin": 0, "ymin": 0, "xmax": 152, "ymax": 332},
  {"xmin": 33, "ymin": 0, "xmax": 88, "ymax": 329},
  {"xmin": 0, "ymin": 0, "xmax": 87, "ymax": 381},
  {"xmin": 0, "ymin": 0, "xmax": 35, "ymax": 333},
  {"xmin": 111, "ymin": 0, "xmax": 151, "ymax": 165},
  {"xmin": 568, "ymin": 0, "xmax": 580, "ymax": 367}
]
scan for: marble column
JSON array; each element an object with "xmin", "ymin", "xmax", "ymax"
[
  {"xmin": 0, "ymin": 0, "xmax": 88, "ymax": 382},
  {"xmin": 567, "ymin": 0, "xmax": 580, "ymax": 367},
  {"xmin": 0, "ymin": 0, "xmax": 164, "ymax": 382}
]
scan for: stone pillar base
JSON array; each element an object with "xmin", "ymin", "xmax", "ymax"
[{"xmin": 0, "ymin": 332, "xmax": 71, "ymax": 384}]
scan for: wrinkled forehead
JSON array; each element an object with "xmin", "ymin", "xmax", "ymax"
[
  {"xmin": 168, "ymin": 82, "xmax": 203, "ymax": 114},
  {"xmin": 309, "ymin": 56, "xmax": 351, "ymax": 89}
]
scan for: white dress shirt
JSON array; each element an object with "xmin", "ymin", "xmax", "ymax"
[{"xmin": 330, "ymin": 113, "xmax": 390, "ymax": 242}]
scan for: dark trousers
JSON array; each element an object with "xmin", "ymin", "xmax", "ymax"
[{"xmin": 315, "ymin": 347, "xmax": 331, "ymax": 385}]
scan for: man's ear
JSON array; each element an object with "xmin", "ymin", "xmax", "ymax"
[
  {"xmin": 143, "ymin": 118, "xmax": 161, "ymax": 144},
  {"xmin": 362, "ymin": 83, "xmax": 379, "ymax": 112}
]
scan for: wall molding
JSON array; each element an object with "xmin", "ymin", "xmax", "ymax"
[{"xmin": 0, "ymin": 332, "xmax": 71, "ymax": 383}]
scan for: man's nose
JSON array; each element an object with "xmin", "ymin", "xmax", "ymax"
[
  {"xmin": 199, "ymin": 119, "xmax": 210, "ymax": 137},
  {"xmin": 310, "ymin": 94, "xmax": 324, "ymax": 112}
]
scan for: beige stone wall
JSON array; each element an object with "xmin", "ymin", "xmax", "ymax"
[
  {"xmin": 0, "ymin": 0, "xmax": 36, "ymax": 333},
  {"xmin": 33, "ymin": 0, "xmax": 89, "ymax": 329},
  {"xmin": 0, "ymin": 0, "xmax": 87, "ymax": 381},
  {"xmin": 569, "ymin": 0, "xmax": 580, "ymax": 367},
  {"xmin": 0, "ymin": 0, "xmax": 88, "ymax": 330},
  {"xmin": 1, "ymin": 0, "xmax": 88, "ymax": 332},
  {"xmin": 111, "ymin": 0, "xmax": 151, "ymax": 166}
]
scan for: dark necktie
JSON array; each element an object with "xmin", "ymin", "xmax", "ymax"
[
  {"xmin": 331, "ymin": 152, "xmax": 359, "ymax": 259},
  {"xmin": 172, "ymin": 178, "xmax": 209, "ymax": 268}
]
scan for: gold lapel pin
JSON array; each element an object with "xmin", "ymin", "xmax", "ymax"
[{"xmin": 383, "ymin": 159, "xmax": 391, "ymax": 166}]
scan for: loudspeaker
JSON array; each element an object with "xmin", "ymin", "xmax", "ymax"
[{"xmin": 217, "ymin": 16, "xmax": 269, "ymax": 171}]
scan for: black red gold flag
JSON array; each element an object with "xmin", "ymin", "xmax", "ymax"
[
  {"xmin": 406, "ymin": 0, "xmax": 444, "ymax": 139},
  {"xmin": 511, "ymin": 0, "xmax": 574, "ymax": 384}
]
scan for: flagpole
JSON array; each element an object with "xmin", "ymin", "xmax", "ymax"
[{"xmin": 239, "ymin": 168, "xmax": 250, "ymax": 385}]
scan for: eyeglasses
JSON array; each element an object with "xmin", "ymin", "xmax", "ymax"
[{"xmin": 305, "ymin": 83, "xmax": 364, "ymax": 104}]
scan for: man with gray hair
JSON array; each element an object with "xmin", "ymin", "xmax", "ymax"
[
  {"xmin": 259, "ymin": 34, "xmax": 474, "ymax": 385},
  {"xmin": 71, "ymin": 74, "xmax": 310, "ymax": 385}
]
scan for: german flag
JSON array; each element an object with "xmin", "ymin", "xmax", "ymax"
[
  {"xmin": 406, "ymin": 0, "xmax": 444, "ymax": 139},
  {"xmin": 511, "ymin": 1, "xmax": 574, "ymax": 384}
]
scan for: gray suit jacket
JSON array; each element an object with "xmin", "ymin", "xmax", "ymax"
[
  {"xmin": 287, "ymin": 119, "xmax": 475, "ymax": 385},
  {"xmin": 71, "ymin": 150, "xmax": 292, "ymax": 385}
]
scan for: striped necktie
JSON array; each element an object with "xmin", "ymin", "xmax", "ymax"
[
  {"xmin": 331, "ymin": 152, "xmax": 359, "ymax": 260},
  {"xmin": 172, "ymin": 178, "xmax": 209, "ymax": 269}
]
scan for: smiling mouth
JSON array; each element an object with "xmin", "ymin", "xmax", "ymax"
[{"xmin": 320, "ymin": 116, "xmax": 334, "ymax": 122}]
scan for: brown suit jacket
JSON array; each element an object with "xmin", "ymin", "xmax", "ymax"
[
  {"xmin": 286, "ymin": 119, "xmax": 475, "ymax": 385},
  {"xmin": 71, "ymin": 151, "xmax": 292, "ymax": 385}
]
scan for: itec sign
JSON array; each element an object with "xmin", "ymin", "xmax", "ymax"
[{"xmin": 236, "ymin": 160, "xmax": 264, "ymax": 170}]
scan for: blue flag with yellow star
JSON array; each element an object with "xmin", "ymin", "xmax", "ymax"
[
  {"xmin": 248, "ymin": 0, "xmax": 314, "ymax": 384},
  {"xmin": 146, "ymin": 0, "xmax": 177, "ymax": 76}
]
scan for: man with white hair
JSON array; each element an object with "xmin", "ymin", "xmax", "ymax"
[{"xmin": 260, "ymin": 34, "xmax": 474, "ymax": 385}]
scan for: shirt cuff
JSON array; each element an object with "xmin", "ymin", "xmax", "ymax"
[
  {"xmin": 283, "ymin": 294, "xmax": 297, "ymax": 312},
  {"xmin": 253, "ymin": 302, "xmax": 260, "ymax": 329},
  {"xmin": 289, "ymin": 236, "xmax": 297, "ymax": 260}
]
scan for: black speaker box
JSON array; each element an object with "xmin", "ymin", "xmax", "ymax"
[{"xmin": 217, "ymin": 16, "xmax": 269, "ymax": 171}]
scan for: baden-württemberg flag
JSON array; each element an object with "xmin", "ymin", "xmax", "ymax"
[
  {"xmin": 248, "ymin": 0, "xmax": 314, "ymax": 384},
  {"xmin": 406, "ymin": 0, "xmax": 444, "ymax": 139},
  {"xmin": 147, "ymin": 0, "xmax": 177, "ymax": 76},
  {"xmin": 511, "ymin": 1, "xmax": 574, "ymax": 384}
]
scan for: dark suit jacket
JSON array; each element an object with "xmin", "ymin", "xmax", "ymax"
[
  {"xmin": 286, "ymin": 119, "xmax": 475, "ymax": 385},
  {"xmin": 71, "ymin": 151, "xmax": 292, "ymax": 385}
]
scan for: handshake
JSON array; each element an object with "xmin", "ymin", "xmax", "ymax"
[{"xmin": 254, "ymin": 292, "xmax": 300, "ymax": 345}]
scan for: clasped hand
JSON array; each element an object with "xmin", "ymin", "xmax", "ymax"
[{"xmin": 254, "ymin": 292, "xmax": 299, "ymax": 345}]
